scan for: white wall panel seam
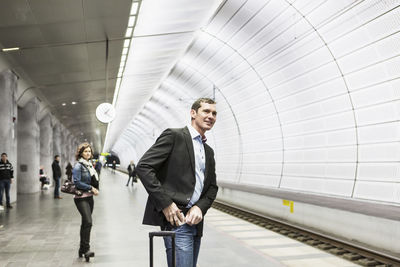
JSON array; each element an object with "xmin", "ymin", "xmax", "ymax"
[
  {"xmin": 238, "ymin": 1, "xmax": 359, "ymax": 71},
  {"xmin": 264, "ymin": 4, "xmax": 400, "ymax": 80},
  {"xmin": 199, "ymin": 29, "xmax": 286, "ymax": 187},
  {"xmin": 200, "ymin": 1, "xmax": 395, "ymax": 102},
  {"xmin": 279, "ymin": 1, "xmax": 361, "ymax": 197}
]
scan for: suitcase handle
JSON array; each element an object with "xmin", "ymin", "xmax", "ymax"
[{"xmin": 149, "ymin": 231, "xmax": 176, "ymax": 267}]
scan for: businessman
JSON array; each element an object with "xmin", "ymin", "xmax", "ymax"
[{"xmin": 137, "ymin": 98, "xmax": 218, "ymax": 267}]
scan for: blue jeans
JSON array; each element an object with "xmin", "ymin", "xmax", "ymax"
[
  {"xmin": 0, "ymin": 179, "xmax": 11, "ymax": 206},
  {"xmin": 54, "ymin": 177, "xmax": 60, "ymax": 197},
  {"xmin": 163, "ymin": 224, "xmax": 201, "ymax": 267}
]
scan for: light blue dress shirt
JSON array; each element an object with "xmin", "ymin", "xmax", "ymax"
[{"xmin": 187, "ymin": 125, "xmax": 206, "ymax": 207}]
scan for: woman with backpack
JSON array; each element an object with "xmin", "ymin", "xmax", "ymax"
[{"xmin": 72, "ymin": 142, "xmax": 99, "ymax": 262}]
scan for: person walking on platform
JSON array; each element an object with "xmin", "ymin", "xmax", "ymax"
[
  {"xmin": 111, "ymin": 160, "xmax": 116, "ymax": 174},
  {"xmin": 137, "ymin": 98, "xmax": 218, "ymax": 267},
  {"xmin": 52, "ymin": 155, "xmax": 62, "ymax": 199},
  {"xmin": 73, "ymin": 142, "xmax": 99, "ymax": 261},
  {"xmin": 39, "ymin": 166, "xmax": 49, "ymax": 190},
  {"xmin": 66, "ymin": 162, "xmax": 73, "ymax": 181},
  {"xmin": 126, "ymin": 160, "xmax": 137, "ymax": 186},
  {"xmin": 94, "ymin": 160, "xmax": 102, "ymax": 176},
  {"xmin": 0, "ymin": 153, "xmax": 14, "ymax": 209}
]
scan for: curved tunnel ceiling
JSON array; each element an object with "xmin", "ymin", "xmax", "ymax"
[{"xmin": 108, "ymin": 0, "xmax": 400, "ymax": 205}]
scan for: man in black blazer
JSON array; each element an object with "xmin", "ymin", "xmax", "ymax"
[
  {"xmin": 52, "ymin": 155, "xmax": 62, "ymax": 199},
  {"xmin": 137, "ymin": 98, "xmax": 218, "ymax": 267}
]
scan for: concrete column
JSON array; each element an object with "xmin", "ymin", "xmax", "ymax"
[
  {"xmin": 39, "ymin": 114, "xmax": 53, "ymax": 182},
  {"xmin": 0, "ymin": 70, "xmax": 18, "ymax": 202},
  {"xmin": 17, "ymin": 97, "xmax": 40, "ymax": 194},
  {"xmin": 66, "ymin": 134, "xmax": 74, "ymax": 164},
  {"xmin": 73, "ymin": 138, "xmax": 78, "ymax": 162},
  {"xmin": 53, "ymin": 123, "xmax": 61, "ymax": 158},
  {"xmin": 63, "ymin": 131, "xmax": 70, "ymax": 174}
]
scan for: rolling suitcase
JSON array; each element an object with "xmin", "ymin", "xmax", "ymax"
[{"xmin": 149, "ymin": 231, "xmax": 176, "ymax": 267}]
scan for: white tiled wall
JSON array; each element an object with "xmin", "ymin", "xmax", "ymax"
[{"xmin": 113, "ymin": 0, "xmax": 400, "ymax": 204}]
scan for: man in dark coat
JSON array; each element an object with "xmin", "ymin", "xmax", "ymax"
[
  {"xmin": 0, "ymin": 153, "xmax": 14, "ymax": 209},
  {"xmin": 136, "ymin": 98, "xmax": 218, "ymax": 267},
  {"xmin": 52, "ymin": 155, "xmax": 62, "ymax": 199}
]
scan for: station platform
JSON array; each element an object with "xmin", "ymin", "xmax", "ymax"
[{"xmin": 0, "ymin": 169, "xmax": 360, "ymax": 267}]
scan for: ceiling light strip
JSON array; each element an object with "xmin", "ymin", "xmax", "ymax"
[
  {"xmin": 2, "ymin": 47, "xmax": 20, "ymax": 52},
  {"xmin": 111, "ymin": 0, "xmax": 141, "ymax": 108},
  {"xmin": 104, "ymin": 0, "xmax": 141, "ymax": 153}
]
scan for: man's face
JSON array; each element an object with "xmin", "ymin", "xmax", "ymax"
[
  {"xmin": 1, "ymin": 155, "xmax": 7, "ymax": 162},
  {"xmin": 191, "ymin": 102, "xmax": 217, "ymax": 133},
  {"xmin": 55, "ymin": 156, "xmax": 60, "ymax": 162}
]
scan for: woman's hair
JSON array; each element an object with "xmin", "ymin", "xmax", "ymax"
[{"xmin": 75, "ymin": 142, "xmax": 93, "ymax": 161}]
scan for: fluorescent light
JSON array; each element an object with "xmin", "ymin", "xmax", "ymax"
[
  {"xmin": 130, "ymin": 2, "xmax": 139, "ymax": 15},
  {"xmin": 112, "ymin": 77, "xmax": 122, "ymax": 106},
  {"xmin": 124, "ymin": 39, "xmax": 130, "ymax": 48},
  {"xmin": 62, "ymin": 103, "xmax": 66, "ymax": 106},
  {"xmin": 122, "ymin": 47, "xmax": 128, "ymax": 55},
  {"xmin": 118, "ymin": 68, "xmax": 123, "ymax": 77},
  {"xmin": 120, "ymin": 61, "xmax": 125, "ymax": 68},
  {"xmin": 116, "ymin": 77, "xmax": 122, "ymax": 89},
  {"xmin": 121, "ymin": 55, "xmax": 127, "ymax": 62},
  {"xmin": 71, "ymin": 101, "xmax": 77, "ymax": 105},
  {"xmin": 2, "ymin": 47, "xmax": 20, "ymax": 52},
  {"xmin": 128, "ymin": 16, "xmax": 136, "ymax": 27},
  {"xmin": 125, "ymin": 27, "xmax": 133, "ymax": 38}
]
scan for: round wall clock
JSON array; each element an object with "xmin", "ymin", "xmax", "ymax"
[{"xmin": 96, "ymin": 103, "xmax": 116, "ymax": 123}]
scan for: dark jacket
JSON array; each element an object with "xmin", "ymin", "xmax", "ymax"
[
  {"xmin": 52, "ymin": 160, "xmax": 62, "ymax": 179},
  {"xmin": 136, "ymin": 127, "xmax": 218, "ymax": 236},
  {"xmin": 94, "ymin": 161, "xmax": 102, "ymax": 173},
  {"xmin": 0, "ymin": 160, "xmax": 14, "ymax": 180},
  {"xmin": 72, "ymin": 162, "xmax": 92, "ymax": 191},
  {"xmin": 65, "ymin": 163, "xmax": 73, "ymax": 176},
  {"xmin": 127, "ymin": 164, "xmax": 136, "ymax": 176}
]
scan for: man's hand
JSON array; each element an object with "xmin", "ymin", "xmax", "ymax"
[
  {"xmin": 162, "ymin": 202, "xmax": 185, "ymax": 226},
  {"xmin": 185, "ymin": 205, "xmax": 203, "ymax": 226},
  {"xmin": 91, "ymin": 187, "xmax": 99, "ymax": 195},
  {"xmin": 10, "ymin": 179, "xmax": 13, "ymax": 184}
]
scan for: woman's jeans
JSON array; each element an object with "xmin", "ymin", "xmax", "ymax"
[
  {"xmin": 163, "ymin": 224, "xmax": 201, "ymax": 267},
  {"xmin": 74, "ymin": 196, "xmax": 94, "ymax": 252}
]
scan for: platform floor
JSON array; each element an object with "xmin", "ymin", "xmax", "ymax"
[{"xmin": 0, "ymin": 169, "xmax": 360, "ymax": 267}]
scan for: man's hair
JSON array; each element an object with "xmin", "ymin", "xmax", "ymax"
[
  {"xmin": 54, "ymin": 155, "xmax": 59, "ymax": 159},
  {"xmin": 75, "ymin": 143, "xmax": 93, "ymax": 161},
  {"xmin": 1, "ymin": 153, "xmax": 7, "ymax": 157},
  {"xmin": 191, "ymin": 98, "xmax": 216, "ymax": 112}
]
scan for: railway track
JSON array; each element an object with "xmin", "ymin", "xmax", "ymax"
[{"xmin": 212, "ymin": 201, "xmax": 400, "ymax": 267}]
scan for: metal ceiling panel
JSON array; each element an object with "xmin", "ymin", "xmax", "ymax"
[
  {"xmin": 0, "ymin": 0, "xmax": 131, "ymax": 153},
  {"xmin": 39, "ymin": 22, "xmax": 86, "ymax": 44},
  {"xmin": 0, "ymin": 0, "xmax": 36, "ymax": 26},
  {"xmin": 0, "ymin": 26, "xmax": 45, "ymax": 47},
  {"xmin": 28, "ymin": 0, "xmax": 83, "ymax": 24}
]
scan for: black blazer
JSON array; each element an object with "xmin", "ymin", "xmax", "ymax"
[
  {"xmin": 52, "ymin": 160, "xmax": 61, "ymax": 179},
  {"xmin": 136, "ymin": 127, "xmax": 218, "ymax": 236},
  {"xmin": 127, "ymin": 164, "xmax": 136, "ymax": 176}
]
